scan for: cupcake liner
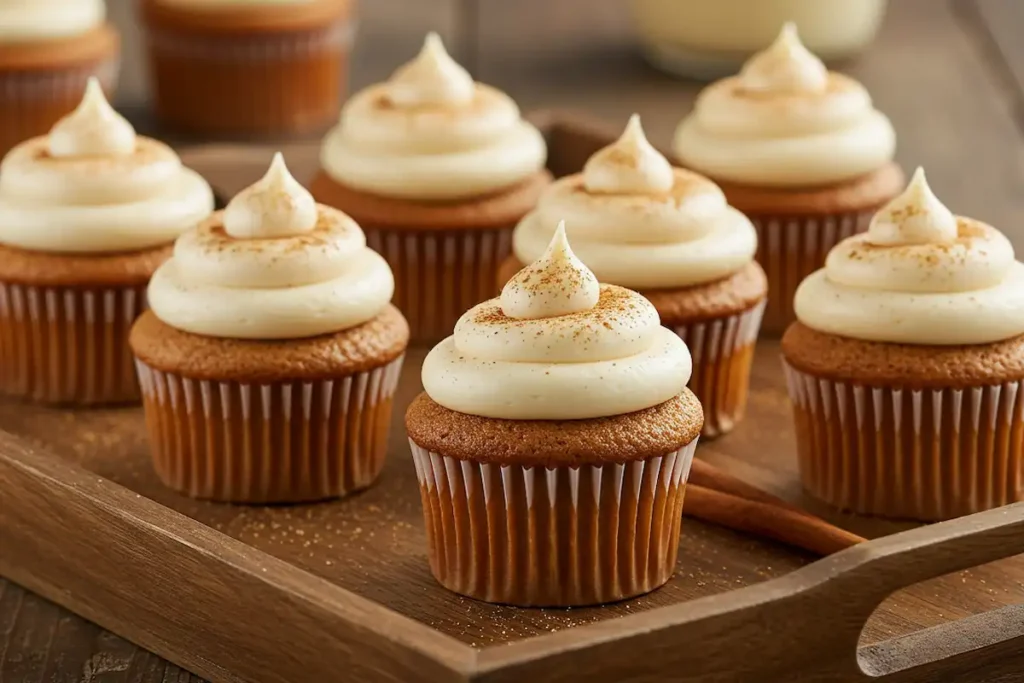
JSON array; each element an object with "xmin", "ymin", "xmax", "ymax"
[
  {"xmin": 672, "ymin": 300, "xmax": 766, "ymax": 438},
  {"xmin": 783, "ymin": 362, "xmax": 1024, "ymax": 521},
  {"xmin": 143, "ymin": 20, "xmax": 354, "ymax": 135},
  {"xmin": 0, "ymin": 282, "xmax": 144, "ymax": 405},
  {"xmin": 0, "ymin": 58, "xmax": 119, "ymax": 157},
  {"xmin": 752, "ymin": 211, "xmax": 869, "ymax": 335},
  {"xmin": 409, "ymin": 439, "xmax": 698, "ymax": 606},
  {"xmin": 135, "ymin": 355, "xmax": 404, "ymax": 503},
  {"xmin": 365, "ymin": 227, "xmax": 514, "ymax": 345}
]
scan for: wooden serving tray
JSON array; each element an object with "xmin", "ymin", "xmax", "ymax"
[{"xmin": 1, "ymin": 115, "xmax": 1023, "ymax": 683}]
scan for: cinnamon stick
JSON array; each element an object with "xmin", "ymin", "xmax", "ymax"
[
  {"xmin": 684, "ymin": 484, "xmax": 866, "ymax": 556},
  {"xmin": 688, "ymin": 458, "xmax": 808, "ymax": 515}
]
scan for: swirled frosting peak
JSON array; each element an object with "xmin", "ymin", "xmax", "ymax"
[
  {"xmin": 501, "ymin": 221, "xmax": 600, "ymax": 319},
  {"xmin": 583, "ymin": 114, "xmax": 673, "ymax": 194},
  {"xmin": 49, "ymin": 78, "xmax": 136, "ymax": 158},
  {"xmin": 0, "ymin": 81, "xmax": 213, "ymax": 254},
  {"xmin": 422, "ymin": 229, "xmax": 693, "ymax": 420},
  {"xmin": 319, "ymin": 32, "xmax": 546, "ymax": 201},
  {"xmin": 513, "ymin": 115, "xmax": 758, "ymax": 290},
  {"xmin": 224, "ymin": 153, "xmax": 318, "ymax": 239},
  {"xmin": 148, "ymin": 157, "xmax": 395, "ymax": 340},
  {"xmin": 739, "ymin": 23, "xmax": 828, "ymax": 95},
  {"xmin": 387, "ymin": 32, "xmax": 474, "ymax": 107},
  {"xmin": 672, "ymin": 24, "xmax": 896, "ymax": 187},
  {"xmin": 795, "ymin": 169, "xmax": 1024, "ymax": 345},
  {"xmin": 866, "ymin": 168, "xmax": 957, "ymax": 246}
]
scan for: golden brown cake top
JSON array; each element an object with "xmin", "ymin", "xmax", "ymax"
[
  {"xmin": 130, "ymin": 305, "xmax": 408, "ymax": 382},
  {"xmin": 782, "ymin": 322, "xmax": 1024, "ymax": 388},
  {"xmin": 713, "ymin": 162, "xmax": 905, "ymax": 216},
  {"xmin": 0, "ymin": 242, "xmax": 171, "ymax": 288},
  {"xmin": 406, "ymin": 390, "xmax": 703, "ymax": 467},
  {"xmin": 310, "ymin": 169, "xmax": 551, "ymax": 232},
  {"xmin": 0, "ymin": 23, "xmax": 117, "ymax": 70},
  {"xmin": 141, "ymin": 0, "xmax": 351, "ymax": 34}
]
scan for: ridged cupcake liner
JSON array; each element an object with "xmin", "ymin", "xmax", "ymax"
[
  {"xmin": 672, "ymin": 300, "xmax": 766, "ymax": 439},
  {"xmin": 752, "ymin": 211, "xmax": 869, "ymax": 335},
  {"xmin": 365, "ymin": 227, "xmax": 514, "ymax": 345},
  {"xmin": 143, "ymin": 20, "xmax": 353, "ymax": 135},
  {"xmin": 0, "ymin": 58, "xmax": 119, "ymax": 156},
  {"xmin": 409, "ymin": 439, "xmax": 698, "ymax": 606},
  {"xmin": 783, "ymin": 362, "xmax": 1024, "ymax": 521},
  {"xmin": 135, "ymin": 355, "xmax": 404, "ymax": 503},
  {"xmin": 0, "ymin": 282, "xmax": 144, "ymax": 405}
]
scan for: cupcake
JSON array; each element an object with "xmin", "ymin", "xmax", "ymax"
[
  {"xmin": 311, "ymin": 33, "xmax": 550, "ymax": 344},
  {"xmin": 131, "ymin": 154, "xmax": 408, "ymax": 503},
  {"xmin": 673, "ymin": 23, "xmax": 904, "ymax": 335},
  {"xmin": 407, "ymin": 223, "xmax": 703, "ymax": 606},
  {"xmin": 0, "ymin": 0, "xmax": 119, "ymax": 157},
  {"xmin": 499, "ymin": 116, "xmax": 765, "ymax": 438},
  {"xmin": 140, "ymin": 0, "xmax": 353, "ymax": 136},
  {"xmin": 0, "ymin": 79, "xmax": 213, "ymax": 405},
  {"xmin": 782, "ymin": 169, "xmax": 1024, "ymax": 521}
]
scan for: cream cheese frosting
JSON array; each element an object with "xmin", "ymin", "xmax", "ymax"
[
  {"xmin": 423, "ymin": 222, "xmax": 693, "ymax": 419},
  {"xmin": 513, "ymin": 115, "xmax": 757, "ymax": 290},
  {"xmin": 320, "ymin": 32, "xmax": 546, "ymax": 201},
  {"xmin": 794, "ymin": 169, "xmax": 1024, "ymax": 345},
  {"xmin": 672, "ymin": 22, "xmax": 896, "ymax": 188},
  {"xmin": 148, "ymin": 153, "xmax": 395, "ymax": 340},
  {"xmin": 0, "ymin": 0, "xmax": 105, "ymax": 42},
  {"xmin": 0, "ymin": 79, "xmax": 213, "ymax": 254}
]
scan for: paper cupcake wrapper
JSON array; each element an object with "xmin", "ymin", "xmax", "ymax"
[
  {"xmin": 144, "ymin": 20, "xmax": 353, "ymax": 135},
  {"xmin": 0, "ymin": 282, "xmax": 144, "ymax": 405},
  {"xmin": 366, "ymin": 227, "xmax": 514, "ymax": 345},
  {"xmin": 752, "ymin": 211, "xmax": 870, "ymax": 335},
  {"xmin": 671, "ymin": 300, "xmax": 766, "ymax": 439},
  {"xmin": 135, "ymin": 355, "xmax": 404, "ymax": 503},
  {"xmin": 783, "ymin": 362, "xmax": 1024, "ymax": 521},
  {"xmin": 409, "ymin": 439, "xmax": 698, "ymax": 606},
  {"xmin": 0, "ymin": 58, "xmax": 119, "ymax": 156}
]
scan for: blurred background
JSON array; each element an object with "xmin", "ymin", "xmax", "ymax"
[{"xmin": 103, "ymin": 0, "xmax": 1022, "ymax": 238}]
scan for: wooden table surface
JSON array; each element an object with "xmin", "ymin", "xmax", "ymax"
[{"xmin": 2, "ymin": 0, "xmax": 1023, "ymax": 681}]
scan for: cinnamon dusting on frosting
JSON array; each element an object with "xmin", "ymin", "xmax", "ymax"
[
  {"xmin": 223, "ymin": 153, "xmax": 318, "ymax": 240},
  {"xmin": 866, "ymin": 168, "xmax": 957, "ymax": 246},
  {"xmin": 501, "ymin": 221, "xmax": 599, "ymax": 320}
]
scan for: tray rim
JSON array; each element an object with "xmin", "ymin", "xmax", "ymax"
[
  {"xmin": 3, "ymin": 425, "xmax": 1023, "ymax": 683},
  {"xmin": 1, "ymin": 110, "xmax": 1023, "ymax": 683}
]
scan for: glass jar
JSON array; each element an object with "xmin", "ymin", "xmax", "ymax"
[{"xmin": 632, "ymin": 0, "xmax": 888, "ymax": 80}]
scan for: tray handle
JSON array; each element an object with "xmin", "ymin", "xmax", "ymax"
[{"xmin": 480, "ymin": 503, "xmax": 1024, "ymax": 683}]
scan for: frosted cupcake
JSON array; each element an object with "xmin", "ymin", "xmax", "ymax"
[
  {"xmin": 131, "ymin": 154, "xmax": 408, "ymax": 503},
  {"xmin": 140, "ymin": 0, "xmax": 353, "ymax": 136},
  {"xmin": 673, "ymin": 23, "xmax": 904, "ymax": 335},
  {"xmin": 311, "ymin": 33, "xmax": 550, "ymax": 344},
  {"xmin": 0, "ymin": 0, "xmax": 119, "ymax": 156},
  {"xmin": 782, "ymin": 169, "xmax": 1024, "ymax": 521},
  {"xmin": 0, "ymin": 79, "xmax": 213, "ymax": 405},
  {"xmin": 500, "ymin": 116, "xmax": 765, "ymax": 437},
  {"xmin": 407, "ymin": 224, "xmax": 703, "ymax": 606}
]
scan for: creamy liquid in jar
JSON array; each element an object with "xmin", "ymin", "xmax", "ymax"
[{"xmin": 632, "ymin": 0, "xmax": 888, "ymax": 79}]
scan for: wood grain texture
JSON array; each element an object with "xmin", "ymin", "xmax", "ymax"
[{"xmin": 2, "ymin": 0, "xmax": 1024, "ymax": 680}]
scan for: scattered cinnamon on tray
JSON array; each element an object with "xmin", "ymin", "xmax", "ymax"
[{"xmin": 684, "ymin": 458, "xmax": 866, "ymax": 556}]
